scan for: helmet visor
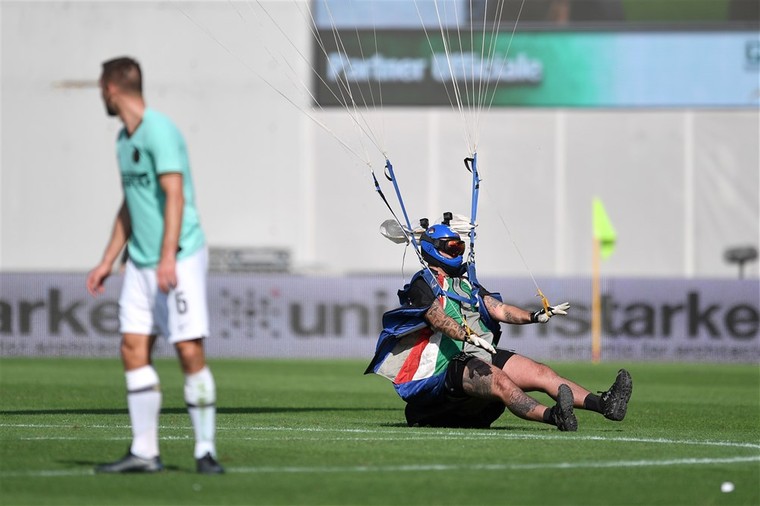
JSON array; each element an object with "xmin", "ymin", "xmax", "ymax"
[{"xmin": 437, "ymin": 238, "xmax": 466, "ymax": 257}]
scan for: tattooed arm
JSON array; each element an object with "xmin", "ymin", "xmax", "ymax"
[
  {"xmin": 483, "ymin": 295, "xmax": 533, "ymax": 325},
  {"xmin": 423, "ymin": 301, "xmax": 468, "ymax": 341}
]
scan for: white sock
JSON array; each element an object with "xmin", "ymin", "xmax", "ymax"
[
  {"xmin": 125, "ymin": 365, "xmax": 161, "ymax": 459},
  {"xmin": 184, "ymin": 366, "xmax": 217, "ymax": 459}
]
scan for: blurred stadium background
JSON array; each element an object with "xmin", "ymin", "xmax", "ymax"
[{"xmin": 1, "ymin": 0, "xmax": 758, "ymax": 363}]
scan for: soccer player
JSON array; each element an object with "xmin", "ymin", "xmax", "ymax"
[
  {"xmin": 367, "ymin": 216, "xmax": 632, "ymax": 430},
  {"xmin": 86, "ymin": 57, "xmax": 223, "ymax": 474}
]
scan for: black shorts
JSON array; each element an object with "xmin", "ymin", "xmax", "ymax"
[
  {"xmin": 404, "ymin": 349, "xmax": 515, "ymax": 428},
  {"xmin": 444, "ymin": 349, "xmax": 515, "ymax": 398}
]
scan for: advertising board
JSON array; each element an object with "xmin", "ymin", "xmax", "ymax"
[
  {"xmin": 2, "ymin": 273, "xmax": 757, "ymax": 362},
  {"xmin": 314, "ymin": 31, "xmax": 760, "ymax": 107}
]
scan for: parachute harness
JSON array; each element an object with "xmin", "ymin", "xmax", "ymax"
[{"xmin": 376, "ymin": 151, "xmax": 551, "ymax": 314}]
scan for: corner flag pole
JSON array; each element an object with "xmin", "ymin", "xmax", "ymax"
[
  {"xmin": 592, "ymin": 236, "xmax": 602, "ymax": 363},
  {"xmin": 592, "ymin": 197, "xmax": 617, "ymax": 364}
]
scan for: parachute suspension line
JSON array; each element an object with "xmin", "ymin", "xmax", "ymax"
[
  {"xmin": 301, "ymin": 1, "xmax": 387, "ymax": 157},
  {"xmin": 354, "ymin": 0, "xmax": 385, "ymax": 139},
  {"xmin": 483, "ymin": 0, "xmax": 527, "ymax": 114},
  {"xmin": 348, "ymin": 4, "xmax": 388, "ymax": 153},
  {"xmin": 331, "ymin": 0, "xmax": 388, "ymax": 153},
  {"xmin": 298, "ymin": 2, "xmax": 405, "ymax": 275},
  {"xmin": 247, "ymin": 2, "xmax": 327, "ymax": 107},
  {"xmin": 369, "ymin": 14, "xmax": 388, "ymax": 155},
  {"xmin": 472, "ymin": 0, "xmax": 490, "ymax": 148},
  {"xmin": 482, "ymin": 182, "xmax": 551, "ymax": 312},
  {"xmin": 460, "ymin": 0, "xmax": 487, "ymax": 154},
  {"xmin": 247, "ymin": 0, "xmax": 385, "ymax": 167},
  {"xmin": 447, "ymin": 1, "xmax": 476, "ymax": 145},
  {"xmin": 460, "ymin": 1, "xmax": 481, "ymax": 152},
  {"xmin": 470, "ymin": 0, "xmax": 521, "ymax": 148},
  {"xmin": 474, "ymin": 0, "xmax": 509, "ymax": 148},
  {"xmin": 243, "ymin": 3, "xmax": 331, "ymax": 114},
  {"xmin": 175, "ymin": 4, "xmax": 368, "ymax": 166},
  {"xmin": 412, "ymin": 0, "xmax": 467, "ymax": 151},
  {"xmin": 318, "ymin": 1, "xmax": 379, "ymax": 167},
  {"xmin": 370, "ymin": 7, "xmax": 385, "ymax": 122},
  {"xmin": 316, "ymin": 0, "xmax": 388, "ymax": 154},
  {"xmin": 429, "ymin": 0, "xmax": 475, "ymax": 153},
  {"xmin": 412, "ymin": 1, "xmax": 460, "ymax": 118},
  {"xmin": 474, "ymin": 0, "xmax": 488, "ymax": 110},
  {"xmin": 294, "ymin": 2, "xmax": 357, "ymax": 112}
]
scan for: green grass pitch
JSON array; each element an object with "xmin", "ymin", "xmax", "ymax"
[{"xmin": 1, "ymin": 358, "xmax": 758, "ymax": 505}]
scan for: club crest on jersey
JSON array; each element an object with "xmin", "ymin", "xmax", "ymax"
[{"xmin": 132, "ymin": 148, "xmax": 140, "ymax": 163}]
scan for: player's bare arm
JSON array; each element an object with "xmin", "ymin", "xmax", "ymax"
[
  {"xmin": 157, "ymin": 173, "xmax": 184, "ymax": 293},
  {"xmin": 423, "ymin": 301, "xmax": 468, "ymax": 341},
  {"xmin": 483, "ymin": 294, "xmax": 532, "ymax": 324},
  {"xmin": 86, "ymin": 200, "xmax": 132, "ymax": 296}
]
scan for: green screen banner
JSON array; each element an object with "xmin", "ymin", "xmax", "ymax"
[{"xmin": 313, "ymin": 30, "xmax": 760, "ymax": 107}]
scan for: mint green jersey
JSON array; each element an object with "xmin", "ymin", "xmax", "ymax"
[{"xmin": 116, "ymin": 108, "xmax": 205, "ymax": 267}]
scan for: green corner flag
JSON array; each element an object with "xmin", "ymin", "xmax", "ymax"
[{"xmin": 593, "ymin": 197, "xmax": 617, "ymax": 260}]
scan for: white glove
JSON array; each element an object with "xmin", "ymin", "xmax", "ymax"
[
  {"xmin": 465, "ymin": 334, "xmax": 496, "ymax": 354},
  {"xmin": 531, "ymin": 302, "xmax": 570, "ymax": 323}
]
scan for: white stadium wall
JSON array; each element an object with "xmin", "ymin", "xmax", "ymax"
[{"xmin": 1, "ymin": 1, "xmax": 759, "ymax": 280}]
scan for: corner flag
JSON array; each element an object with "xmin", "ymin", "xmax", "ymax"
[{"xmin": 593, "ymin": 197, "xmax": 617, "ymax": 260}]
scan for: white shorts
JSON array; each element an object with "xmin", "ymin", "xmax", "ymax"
[{"xmin": 119, "ymin": 247, "xmax": 210, "ymax": 343}]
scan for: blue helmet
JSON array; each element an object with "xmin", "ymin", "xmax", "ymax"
[{"xmin": 420, "ymin": 224, "xmax": 466, "ymax": 273}]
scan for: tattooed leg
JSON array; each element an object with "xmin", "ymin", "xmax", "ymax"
[
  {"xmin": 461, "ymin": 358, "xmax": 547, "ymax": 422},
  {"xmin": 501, "ymin": 354, "xmax": 593, "ymax": 408}
]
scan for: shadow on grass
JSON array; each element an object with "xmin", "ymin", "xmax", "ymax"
[
  {"xmin": 60, "ymin": 459, "xmax": 184, "ymax": 473},
  {"xmin": 379, "ymin": 422, "xmax": 550, "ymax": 431},
  {"xmin": 0, "ymin": 406, "xmax": 398, "ymax": 416},
  {"xmin": 378, "ymin": 421, "xmax": 628, "ymax": 432}
]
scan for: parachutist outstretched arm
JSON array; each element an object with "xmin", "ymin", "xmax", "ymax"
[
  {"xmin": 484, "ymin": 295, "xmax": 570, "ymax": 324},
  {"xmin": 483, "ymin": 295, "xmax": 534, "ymax": 324}
]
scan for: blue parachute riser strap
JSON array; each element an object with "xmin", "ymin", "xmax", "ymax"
[
  {"xmin": 371, "ymin": 168, "xmax": 400, "ymax": 223},
  {"xmin": 464, "ymin": 154, "xmax": 481, "ymax": 306},
  {"xmin": 384, "ymin": 159, "xmax": 422, "ymax": 252},
  {"xmin": 464, "ymin": 153, "xmax": 480, "ymax": 265},
  {"xmin": 371, "ymin": 163, "xmax": 420, "ymax": 253},
  {"xmin": 371, "ymin": 159, "xmax": 432, "ymax": 272}
]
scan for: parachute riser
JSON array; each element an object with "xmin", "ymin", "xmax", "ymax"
[
  {"xmin": 464, "ymin": 153, "xmax": 482, "ymax": 306},
  {"xmin": 464, "ymin": 153, "xmax": 481, "ymax": 265},
  {"xmin": 375, "ymin": 158, "xmax": 478, "ymax": 308},
  {"xmin": 383, "ymin": 159, "xmax": 423, "ymax": 253}
]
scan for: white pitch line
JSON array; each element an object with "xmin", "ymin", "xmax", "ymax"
[
  {"xmin": 11, "ymin": 434, "xmax": 760, "ymax": 448},
  {"xmin": 229, "ymin": 456, "xmax": 760, "ymax": 474},
  {"xmin": 1, "ymin": 456, "xmax": 758, "ymax": 479},
  {"xmin": 18, "ymin": 436, "xmax": 191, "ymax": 441},
  {"xmin": 3, "ymin": 423, "xmax": 759, "ymax": 450}
]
